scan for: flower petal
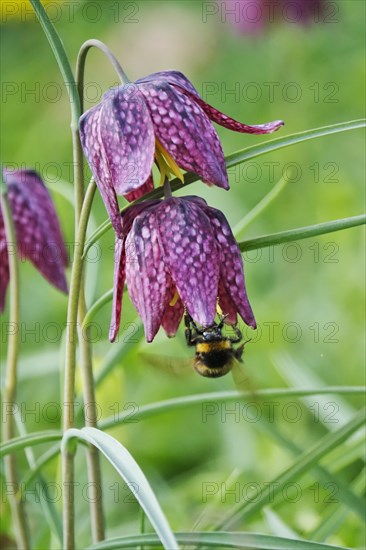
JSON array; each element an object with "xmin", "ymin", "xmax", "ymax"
[
  {"xmin": 0, "ymin": 216, "xmax": 9, "ymax": 312},
  {"xmin": 99, "ymin": 86, "xmax": 156, "ymax": 195},
  {"xmin": 79, "ymin": 102, "xmax": 123, "ymax": 237},
  {"xmin": 4, "ymin": 170, "xmax": 68, "ymax": 294},
  {"xmin": 109, "ymin": 237, "xmax": 126, "ymax": 342},
  {"xmin": 176, "ymin": 88, "xmax": 284, "ymax": 135},
  {"xmin": 125, "ymin": 209, "xmax": 169, "ymax": 342},
  {"xmin": 156, "ymin": 198, "xmax": 220, "ymax": 326},
  {"xmin": 161, "ymin": 280, "xmax": 184, "ymax": 337},
  {"xmin": 124, "ymin": 174, "xmax": 154, "ymax": 203},
  {"xmin": 218, "ymin": 279, "xmax": 238, "ymax": 325},
  {"xmin": 137, "ymin": 70, "xmax": 200, "ymax": 97},
  {"xmin": 121, "ymin": 198, "xmax": 161, "ymax": 233},
  {"xmin": 138, "ymin": 81, "xmax": 229, "ymax": 189},
  {"xmin": 203, "ymin": 205, "xmax": 256, "ymax": 328}
]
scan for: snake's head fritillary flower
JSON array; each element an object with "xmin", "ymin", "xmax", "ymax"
[
  {"xmin": 219, "ymin": 0, "xmax": 325, "ymax": 35},
  {"xmin": 109, "ymin": 195, "xmax": 256, "ymax": 343},
  {"xmin": 0, "ymin": 169, "xmax": 68, "ymax": 311},
  {"xmin": 79, "ymin": 70, "xmax": 284, "ymax": 236}
]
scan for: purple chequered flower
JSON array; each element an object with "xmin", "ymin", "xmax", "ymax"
[
  {"xmin": 219, "ymin": 0, "xmax": 326, "ymax": 35},
  {"xmin": 0, "ymin": 169, "xmax": 68, "ymax": 311},
  {"xmin": 79, "ymin": 70, "xmax": 284, "ymax": 237},
  {"xmin": 109, "ymin": 195, "xmax": 256, "ymax": 343}
]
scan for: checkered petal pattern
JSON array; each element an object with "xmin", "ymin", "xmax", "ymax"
[
  {"xmin": 109, "ymin": 196, "xmax": 255, "ymax": 342},
  {"xmin": 0, "ymin": 169, "xmax": 68, "ymax": 311}
]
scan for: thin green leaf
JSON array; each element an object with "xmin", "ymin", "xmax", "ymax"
[
  {"xmin": 87, "ymin": 531, "xmax": 351, "ymax": 549},
  {"xmin": 309, "ymin": 469, "xmax": 366, "ymax": 542},
  {"xmin": 100, "ymin": 385, "xmax": 365, "ymax": 520},
  {"xmin": 82, "ymin": 289, "xmax": 114, "ymax": 328},
  {"xmin": 62, "ymin": 427, "xmax": 178, "ymax": 550},
  {"xmin": 99, "ymin": 387, "xmax": 366, "ymax": 431},
  {"xmin": 1, "ymin": 389, "xmax": 364, "ymax": 458},
  {"xmin": 264, "ymin": 508, "xmax": 300, "ymax": 540},
  {"xmin": 84, "ymin": 214, "xmax": 365, "ymax": 320},
  {"xmin": 216, "ymin": 408, "xmax": 366, "ymax": 529},
  {"xmin": 0, "ymin": 431, "xmax": 62, "ymax": 458},
  {"xmin": 30, "ymin": 0, "xmax": 80, "ymax": 123},
  {"xmin": 233, "ymin": 175, "xmax": 289, "ymax": 239},
  {"xmin": 325, "ymin": 438, "xmax": 365, "ymax": 473},
  {"xmin": 21, "ymin": 443, "xmax": 61, "ymax": 488},
  {"xmin": 224, "ymin": 119, "xmax": 365, "ymax": 166},
  {"xmin": 83, "ymin": 119, "xmax": 366, "ymax": 253},
  {"xmin": 272, "ymin": 354, "xmax": 355, "ymax": 428},
  {"xmin": 239, "ymin": 215, "xmax": 365, "ymax": 252},
  {"xmin": 15, "ymin": 414, "xmax": 62, "ymax": 543},
  {"xmin": 249, "ymin": 420, "xmax": 365, "ymax": 523}
]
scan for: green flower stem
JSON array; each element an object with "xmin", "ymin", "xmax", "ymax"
[
  {"xmin": 28, "ymin": 3, "xmax": 88, "ymax": 547},
  {"xmin": 77, "ymin": 290, "xmax": 105, "ymax": 542},
  {"xmin": 0, "ymin": 192, "xmax": 30, "ymax": 549},
  {"xmin": 63, "ymin": 179, "xmax": 96, "ymax": 548},
  {"xmin": 76, "ymin": 39, "xmax": 130, "ymax": 112},
  {"xmin": 74, "ymin": 40, "xmax": 134, "ymax": 543},
  {"xmin": 82, "ymin": 289, "xmax": 114, "ymax": 329},
  {"xmin": 238, "ymin": 214, "xmax": 366, "ymax": 252},
  {"xmin": 74, "ymin": 41, "xmax": 131, "ymax": 544}
]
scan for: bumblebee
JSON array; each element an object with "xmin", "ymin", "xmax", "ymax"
[{"xmin": 184, "ymin": 313, "xmax": 244, "ymax": 378}]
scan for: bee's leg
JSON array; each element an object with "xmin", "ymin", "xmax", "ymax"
[
  {"xmin": 186, "ymin": 313, "xmax": 201, "ymax": 332},
  {"xmin": 184, "ymin": 313, "xmax": 198, "ymax": 346},
  {"xmin": 217, "ymin": 313, "xmax": 229, "ymax": 329},
  {"xmin": 229, "ymin": 325, "xmax": 242, "ymax": 344},
  {"xmin": 185, "ymin": 326, "xmax": 197, "ymax": 347}
]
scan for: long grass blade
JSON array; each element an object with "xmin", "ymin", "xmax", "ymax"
[{"xmin": 62, "ymin": 427, "xmax": 178, "ymax": 550}]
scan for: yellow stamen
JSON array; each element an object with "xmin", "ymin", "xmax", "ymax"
[
  {"xmin": 155, "ymin": 139, "xmax": 184, "ymax": 184},
  {"xmin": 169, "ymin": 290, "xmax": 180, "ymax": 307},
  {"xmin": 216, "ymin": 302, "xmax": 223, "ymax": 316}
]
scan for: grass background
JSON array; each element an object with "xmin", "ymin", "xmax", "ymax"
[{"xmin": 1, "ymin": 1, "xmax": 365, "ymax": 548}]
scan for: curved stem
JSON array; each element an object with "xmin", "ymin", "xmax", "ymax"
[
  {"xmin": 29, "ymin": 0, "xmax": 80, "ymax": 129},
  {"xmin": 76, "ymin": 39, "xmax": 130, "ymax": 112},
  {"xmin": 28, "ymin": 3, "xmax": 85, "ymax": 546},
  {"xmin": 29, "ymin": 3, "xmax": 108, "ymax": 546},
  {"xmin": 74, "ymin": 41, "xmax": 130, "ymax": 542},
  {"xmin": 63, "ymin": 179, "xmax": 97, "ymax": 548},
  {"xmin": 82, "ymin": 289, "xmax": 114, "ymax": 329},
  {"xmin": 0, "ymin": 192, "xmax": 30, "ymax": 549}
]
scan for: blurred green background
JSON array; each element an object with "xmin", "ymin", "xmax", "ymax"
[{"xmin": 1, "ymin": 1, "xmax": 365, "ymax": 548}]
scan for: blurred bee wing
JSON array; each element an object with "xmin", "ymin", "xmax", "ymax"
[
  {"xmin": 138, "ymin": 352, "xmax": 193, "ymax": 377},
  {"xmin": 231, "ymin": 359, "xmax": 257, "ymax": 399}
]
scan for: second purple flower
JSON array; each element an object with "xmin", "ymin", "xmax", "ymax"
[{"xmin": 109, "ymin": 195, "xmax": 256, "ymax": 343}]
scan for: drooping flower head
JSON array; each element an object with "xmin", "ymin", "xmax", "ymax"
[
  {"xmin": 219, "ymin": 0, "xmax": 326, "ymax": 35},
  {"xmin": 80, "ymin": 70, "xmax": 284, "ymax": 236},
  {"xmin": 0, "ymin": 169, "xmax": 68, "ymax": 311},
  {"xmin": 109, "ymin": 195, "xmax": 256, "ymax": 343}
]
